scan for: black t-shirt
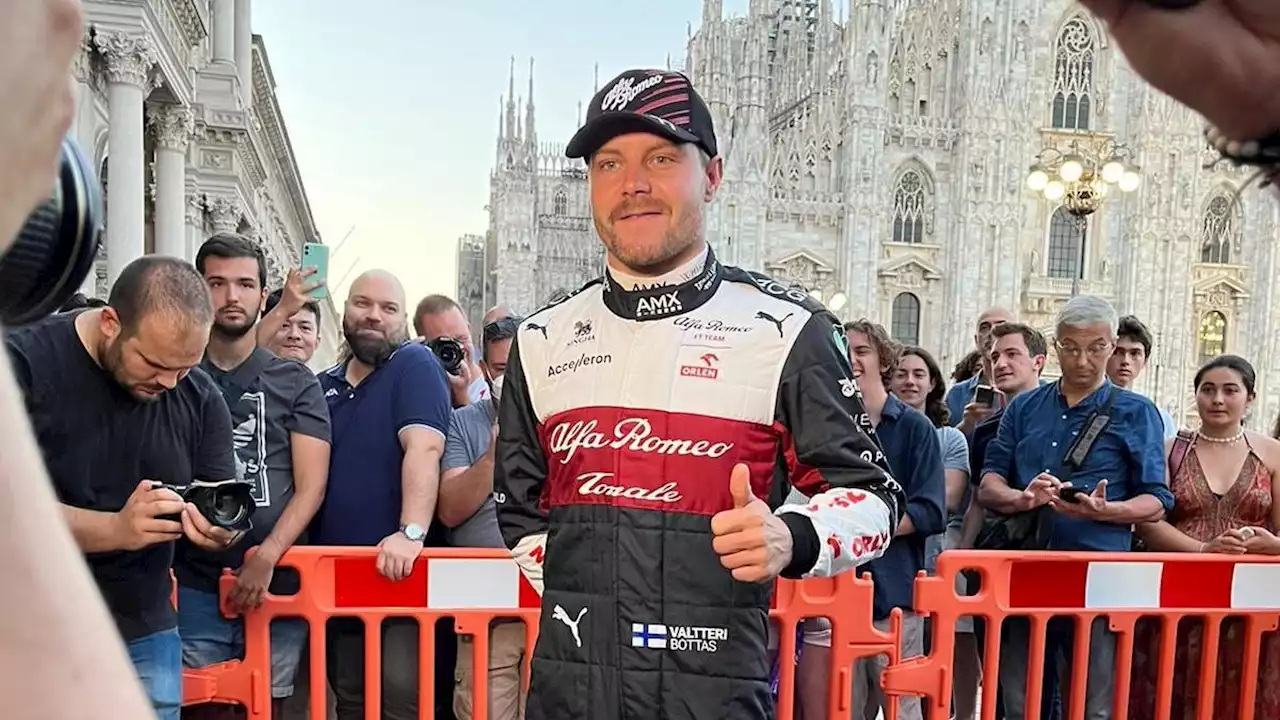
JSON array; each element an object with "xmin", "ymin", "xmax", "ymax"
[
  {"xmin": 5, "ymin": 312, "xmax": 237, "ymax": 641},
  {"xmin": 174, "ymin": 347, "xmax": 331, "ymax": 593}
]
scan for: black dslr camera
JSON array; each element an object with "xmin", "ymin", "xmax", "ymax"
[
  {"xmin": 427, "ymin": 337, "xmax": 466, "ymax": 376},
  {"xmin": 0, "ymin": 137, "xmax": 103, "ymax": 326},
  {"xmin": 155, "ymin": 480, "xmax": 256, "ymax": 533}
]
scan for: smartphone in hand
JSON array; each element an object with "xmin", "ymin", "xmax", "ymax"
[
  {"xmin": 300, "ymin": 242, "xmax": 329, "ymax": 299},
  {"xmin": 974, "ymin": 384, "xmax": 997, "ymax": 407}
]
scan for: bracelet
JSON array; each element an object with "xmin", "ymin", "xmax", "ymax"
[{"xmin": 1205, "ymin": 125, "xmax": 1280, "ymax": 187}]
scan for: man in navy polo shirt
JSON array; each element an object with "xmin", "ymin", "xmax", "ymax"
[{"xmin": 312, "ymin": 269, "xmax": 451, "ymax": 720}]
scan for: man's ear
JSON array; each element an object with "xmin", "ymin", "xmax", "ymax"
[
  {"xmin": 703, "ymin": 155, "xmax": 724, "ymax": 203},
  {"xmin": 99, "ymin": 306, "xmax": 123, "ymax": 342}
]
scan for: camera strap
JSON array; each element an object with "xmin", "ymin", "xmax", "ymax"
[{"xmin": 1059, "ymin": 384, "xmax": 1119, "ymax": 484}]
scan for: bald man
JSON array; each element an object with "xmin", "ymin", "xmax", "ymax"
[
  {"xmin": 481, "ymin": 305, "xmax": 510, "ymax": 327},
  {"xmin": 311, "ymin": 270, "xmax": 451, "ymax": 720},
  {"xmin": 946, "ymin": 307, "xmax": 1015, "ymax": 429}
]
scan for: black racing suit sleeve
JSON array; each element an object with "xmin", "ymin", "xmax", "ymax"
[
  {"xmin": 493, "ymin": 333, "xmax": 548, "ymax": 594},
  {"xmin": 773, "ymin": 312, "xmax": 905, "ymax": 579}
]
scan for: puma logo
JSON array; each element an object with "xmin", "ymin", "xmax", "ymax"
[
  {"xmin": 526, "ymin": 322, "xmax": 549, "ymax": 340},
  {"xmin": 755, "ymin": 311, "xmax": 794, "ymax": 338},
  {"xmin": 552, "ymin": 604, "xmax": 588, "ymax": 649}
]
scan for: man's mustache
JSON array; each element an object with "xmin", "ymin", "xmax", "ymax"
[{"xmin": 611, "ymin": 201, "xmax": 667, "ymax": 222}]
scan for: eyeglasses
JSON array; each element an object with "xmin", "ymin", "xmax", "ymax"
[{"xmin": 1054, "ymin": 340, "xmax": 1113, "ymax": 359}]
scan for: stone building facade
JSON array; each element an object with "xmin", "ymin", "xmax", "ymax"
[
  {"xmin": 458, "ymin": 0, "xmax": 1280, "ymax": 429},
  {"xmin": 75, "ymin": 0, "xmax": 341, "ymax": 369}
]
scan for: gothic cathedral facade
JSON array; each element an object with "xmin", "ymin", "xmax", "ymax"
[{"xmin": 456, "ymin": 0, "xmax": 1280, "ymax": 430}]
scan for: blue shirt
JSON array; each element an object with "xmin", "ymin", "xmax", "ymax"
[
  {"xmin": 945, "ymin": 376, "xmax": 979, "ymax": 427},
  {"xmin": 858, "ymin": 394, "xmax": 946, "ymax": 619},
  {"xmin": 313, "ymin": 343, "xmax": 452, "ymax": 546},
  {"xmin": 981, "ymin": 380, "xmax": 1175, "ymax": 552}
]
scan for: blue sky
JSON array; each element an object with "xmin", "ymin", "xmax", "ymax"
[{"xmin": 253, "ymin": 0, "xmax": 750, "ymax": 306}]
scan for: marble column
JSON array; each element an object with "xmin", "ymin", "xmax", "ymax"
[
  {"xmin": 211, "ymin": 0, "xmax": 236, "ymax": 66},
  {"xmin": 234, "ymin": 0, "xmax": 254, "ymax": 107},
  {"xmin": 147, "ymin": 105, "xmax": 195, "ymax": 259},
  {"xmin": 95, "ymin": 31, "xmax": 156, "ymax": 286},
  {"xmin": 206, "ymin": 195, "xmax": 242, "ymax": 235},
  {"xmin": 185, "ymin": 193, "xmax": 206, "ymax": 260}
]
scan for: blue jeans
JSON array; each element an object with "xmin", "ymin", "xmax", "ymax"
[
  {"xmin": 127, "ymin": 627, "xmax": 183, "ymax": 720},
  {"xmin": 177, "ymin": 585, "xmax": 308, "ymax": 699}
]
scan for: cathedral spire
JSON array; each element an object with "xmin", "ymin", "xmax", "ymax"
[
  {"xmin": 505, "ymin": 56, "xmax": 517, "ymax": 139},
  {"xmin": 702, "ymin": 0, "xmax": 722, "ymax": 24},
  {"xmin": 525, "ymin": 57, "xmax": 536, "ymax": 144},
  {"xmin": 593, "ymin": 62, "xmax": 600, "ymax": 93}
]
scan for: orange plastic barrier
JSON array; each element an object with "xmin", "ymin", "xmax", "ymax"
[
  {"xmin": 181, "ymin": 546, "xmax": 903, "ymax": 719},
  {"xmin": 183, "ymin": 547, "xmax": 1280, "ymax": 719},
  {"xmin": 882, "ymin": 550, "xmax": 1280, "ymax": 720}
]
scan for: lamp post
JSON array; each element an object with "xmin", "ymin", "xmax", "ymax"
[
  {"xmin": 1026, "ymin": 138, "xmax": 1142, "ymax": 294},
  {"xmin": 1026, "ymin": 137, "xmax": 1142, "ymax": 217}
]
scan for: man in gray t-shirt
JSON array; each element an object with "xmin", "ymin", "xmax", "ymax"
[
  {"xmin": 178, "ymin": 235, "xmax": 332, "ymax": 715},
  {"xmin": 438, "ymin": 315, "xmax": 525, "ymax": 720}
]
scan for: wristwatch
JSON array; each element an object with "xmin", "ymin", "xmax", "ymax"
[{"xmin": 399, "ymin": 523, "xmax": 427, "ymax": 543}]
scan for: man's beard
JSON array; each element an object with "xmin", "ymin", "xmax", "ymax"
[
  {"xmin": 212, "ymin": 302, "xmax": 261, "ymax": 340},
  {"xmin": 344, "ymin": 317, "xmax": 400, "ymax": 366},
  {"xmin": 101, "ymin": 337, "xmax": 163, "ymax": 403},
  {"xmin": 595, "ymin": 199, "xmax": 703, "ymax": 273}
]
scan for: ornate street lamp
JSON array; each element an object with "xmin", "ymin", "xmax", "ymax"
[
  {"xmin": 805, "ymin": 287, "xmax": 848, "ymax": 312},
  {"xmin": 1025, "ymin": 138, "xmax": 1142, "ymax": 217}
]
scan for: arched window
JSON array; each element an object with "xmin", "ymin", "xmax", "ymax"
[
  {"xmin": 1051, "ymin": 17, "xmax": 1096, "ymax": 131},
  {"xmin": 1046, "ymin": 207, "xmax": 1086, "ymax": 279},
  {"xmin": 1198, "ymin": 311, "xmax": 1227, "ymax": 363},
  {"xmin": 553, "ymin": 188, "xmax": 568, "ymax": 216},
  {"xmin": 890, "ymin": 292, "xmax": 921, "ymax": 346},
  {"xmin": 891, "ymin": 169, "xmax": 929, "ymax": 244},
  {"xmin": 1200, "ymin": 195, "xmax": 1239, "ymax": 264}
]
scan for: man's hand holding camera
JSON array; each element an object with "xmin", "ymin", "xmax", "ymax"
[{"xmin": 113, "ymin": 480, "xmax": 242, "ymax": 551}]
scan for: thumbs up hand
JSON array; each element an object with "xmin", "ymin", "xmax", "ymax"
[{"xmin": 711, "ymin": 463, "xmax": 793, "ymax": 583}]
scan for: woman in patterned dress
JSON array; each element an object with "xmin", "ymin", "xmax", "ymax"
[{"xmin": 1131, "ymin": 355, "xmax": 1280, "ymax": 720}]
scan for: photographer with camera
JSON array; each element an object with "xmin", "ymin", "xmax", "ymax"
[
  {"xmin": 414, "ymin": 294, "xmax": 488, "ymax": 408},
  {"xmin": 5, "ymin": 255, "xmax": 241, "ymax": 718}
]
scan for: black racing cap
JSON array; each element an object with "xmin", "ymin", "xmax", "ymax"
[{"xmin": 566, "ymin": 68, "xmax": 718, "ymax": 160}]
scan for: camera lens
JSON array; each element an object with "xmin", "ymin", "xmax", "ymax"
[
  {"xmin": 0, "ymin": 138, "xmax": 103, "ymax": 326},
  {"xmin": 428, "ymin": 338, "xmax": 465, "ymax": 376},
  {"xmin": 186, "ymin": 483, "xmax": 255, "ymax": 532}
]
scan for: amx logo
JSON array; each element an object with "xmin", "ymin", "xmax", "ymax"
[{"xmin": 636, "ymin": 291, "xmax": 682, "ymax": 318}]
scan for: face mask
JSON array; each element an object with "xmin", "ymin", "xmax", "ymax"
[{"xmin": 490, "ymin": 374, "xmax": 504, "ymax": 402}]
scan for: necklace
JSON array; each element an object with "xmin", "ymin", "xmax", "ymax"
[{"xmin": 1197, "ymin": 427, "xmax": 1245, "ymax": 444}]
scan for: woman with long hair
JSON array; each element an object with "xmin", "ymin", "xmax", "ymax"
[
  {"xmin": 1131, "ymin": 355, "xmax": 1280, "ymax": 719},
  {"xmin": 891, "ymin": 346, "xmax": 980, "ymax": 720}
]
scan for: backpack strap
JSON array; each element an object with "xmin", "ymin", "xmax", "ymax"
[{"xmin": 1167, "ymin": 429, "xmax": 1195, "ymax": 481}]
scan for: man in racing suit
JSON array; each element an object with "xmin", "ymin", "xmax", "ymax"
[{"xmin": 494, "ymin": 67, "xmax": 905, "ymax": 720}]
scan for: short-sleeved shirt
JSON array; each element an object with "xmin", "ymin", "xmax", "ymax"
[
  {"xmin": 937, "ymin": 425, "xmax": 971, "ymax": 529},
  {"xmin": 5, "ymin": 312, "xmax": 237, "ymax": 640},
  {"xmin": 312, "ymin": 343, "xmax": 452, "ymax": 546},
  {"xmin": 441, "ymin": 397, "xmax": 504, "ymax": 548},
  {"xmin": 981, "ymin": 380, "xmax": 1176, "ymax": 551},
  {"xmin": 174, "ymin": 347, "xmax": 331, "ymax": 593}
]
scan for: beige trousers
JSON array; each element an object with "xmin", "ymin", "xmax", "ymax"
[{"xmin": 453, "ymin": 622, "xmax": 527, "ymax": 720}]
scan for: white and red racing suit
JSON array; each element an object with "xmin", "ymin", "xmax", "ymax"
[{"xmin": 495, "ymin": 246, "xmax": 905, "ymax": 720}]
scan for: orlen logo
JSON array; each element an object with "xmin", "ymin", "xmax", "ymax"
[
  {"xmin": 548, "ymin": 418, "xmax": 734, "ymax": 465},
  {"xmin": 680, "ymin": 352, "xmax": 719, "ymax": 380},
  {"xmin": 576, "ymin": 471, "xmax": 682, "ymax": 503}
]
